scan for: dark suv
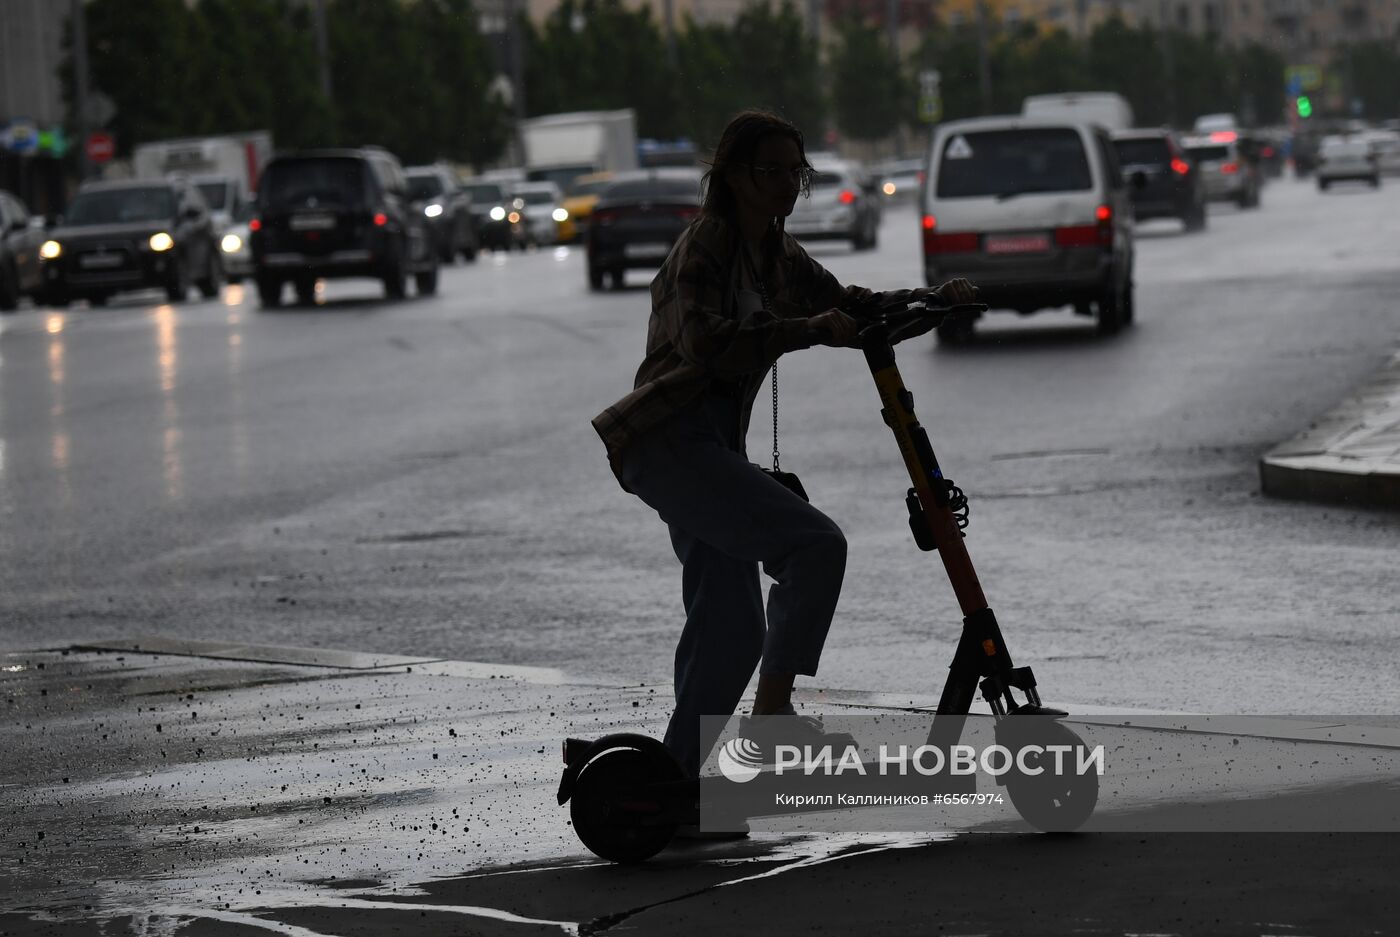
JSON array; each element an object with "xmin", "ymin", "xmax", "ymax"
[
  {"xmin": 250, "ymin": 148, "xmax": 438, "ymax": 307},
  {"xmin": 406, "ymin": 164, "xmax": 478, "ymax": 263},
  {"xmin": 1112, "ymin": 129, "xmax": 1207, "ymax": 232},
  {"xmin": 37, "ymin": 179, "xmax": 221, "ymax": 306}
]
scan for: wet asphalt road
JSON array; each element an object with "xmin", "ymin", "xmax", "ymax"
[
  {"xmin": 2, "ymin": 177, "xmax": 1398, "ymax": 717},
  {"xmin": 3, "ymin": 176, "xmax": 1400, "ymax": 935},
  {"xmin": 5, "ymin": 646, "xmax": 1400, "ymax": 936}
]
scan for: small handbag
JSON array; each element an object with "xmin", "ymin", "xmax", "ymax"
[
  {"xmin": 749, "ymin": 259, "xmax": 809, "ymax": 503},
  {"xmin": 760, "ymin": 362, "xmax": 809, "ymax": 501}
]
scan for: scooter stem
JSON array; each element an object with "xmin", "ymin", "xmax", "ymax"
[{"xmin": 862, "ymin": 332, "xmax": 987, "ymax": 616}]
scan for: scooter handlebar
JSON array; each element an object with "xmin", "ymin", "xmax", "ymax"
[{"xmin": 860, "ymin": 300, "xmax": 988, "ymax": 345}]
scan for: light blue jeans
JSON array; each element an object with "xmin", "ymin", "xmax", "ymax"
[{"xmin": 620, "ymin": 392, "xmax": 848, "ymax": 777}]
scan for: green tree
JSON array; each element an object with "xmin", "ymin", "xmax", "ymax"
[
  {"xmin": 1169, "ymin": 29, "xmax": 1231, "ymax": 126},
  {"xmin": 910, "ymin": 23, "xmax": 986, "ymax": 122},
  {"xmin": 327, "ymin": 0, "xmax": 440, "ymax": 160},
  {"xmin": 674, "ymin": 17, "xmax": 743, "ymax": 150},
  {"xmin": 525, "ymin": 0, "xmax": 680, "ymax": 139},
  {"xmin": 728, "ymin": 2, "xmax": 826, "ymax": 138},
  {"xmin": 72, "ymin": 0, "xmax": 205, "ymax": 153},
  {"xmin": 1086, "ymin": 17, "xmax": 1169, "ymax": 125},
  {"xmin": 1340, "ymin": 40, "xmax": 1400, "ymax": 120},
  {"xmin": 1228, "ymin": 42, "xmax": 1286, "ymax": 126},
  {"xmin": 995, "ymin": 27, "xmax": 1090, "ymax": 114},
  {"xmin": 829, "ymin": 18, "xmax": 908, "ymax": 142},
  {"xmin": 408, "ymin": 0, "xmax": 512, "ymax": 168},
  {"xmin": 193, "ymin": 0, "xmax": 333, "ymax": 148}
]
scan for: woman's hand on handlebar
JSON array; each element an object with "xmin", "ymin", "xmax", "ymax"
[
  {"xmin": 918, "ymin": 277, "xmax": 978, "ymax": 307},
  {"xmin": 809, "ymin": 308, "xmax": 862, "ymax": 347}
]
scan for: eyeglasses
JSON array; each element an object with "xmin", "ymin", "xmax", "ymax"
[{"xmin": 748, "ymin": 164, "xmax": 813, "ymax": 187}]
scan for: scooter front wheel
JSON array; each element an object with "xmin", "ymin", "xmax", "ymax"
[
  {"xmin": 570, "ymin": 738, "xmax": 684, "ymax": 863},
  {"xmin": 996, "ymin": 718, "xmax": 1099, "ymax": 833}
]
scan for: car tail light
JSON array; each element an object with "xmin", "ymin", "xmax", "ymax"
[
  {"xmin": 838, "ymin": 190, "xmax": 856, "ymax": 205},
  {"xmin": 1210, "ymin": 131, "xmax": 1237, "ymax": 143},
  {"xmin": 670, "ymin": 206, "xmax": 700, "ymax": 220},
  {"xmin": 1095, "ymin": 204, "xmax": 1112, "ymax": 222},
  {"xmin": 1170, "ymin": 158, "xmax": 1190, "ymax": 175},
  {"xmin": 1262, "ymin": 146, "xmax": 1275, "ymax": 158},
  {"xmin": 1220, "ymin": 162, "xmax": 1239, "ymax": 175},
  {"xmin": 248, "ymin": 218, "xmax": 262, "ymax": 232},
  {"xmin": 373, "ymin": 212, "xmax": 389, "ymax": 226},
  {"xmin": 922, "ymin": 214, "xmax": 936, "ymax": 230},
  {"xmin": 593, "ymin": 209, "xmax": 618, "ymax": 226}
]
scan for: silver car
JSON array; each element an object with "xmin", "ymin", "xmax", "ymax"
[
  {"xmin": 1316, "ymin": 137, "xmax": 1380, "ymax": 190},
  {"xmin": 784, "ymin": 157, "xmax": 881, "ymax": 251},
  {"xmin": 510, "ymin": 181, "xmax": 565, "ymax": 247},
  {"xmin": 1181, "ymin": 133, "xmax": 1261, "ymax": 207},
  {"xmin": 218, "ymin": 198, "xmax": 255, "ymax": 284},
  {"xmin": 921, "ymin": 116, "xmax": 1135, "ymax": 340}
]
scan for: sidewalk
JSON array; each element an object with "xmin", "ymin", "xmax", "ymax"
[
  {"xmin": 1261, "ymin": 347, "xmax": 1400, "ymax": 509},
  {"xmin": 4, "ymin": 638, "xmax": 1400, "ymax": 935}
]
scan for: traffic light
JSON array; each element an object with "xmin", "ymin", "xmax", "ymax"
[{"xmin": 1296, "ymin": 95, "xmax": 1312, "ymax": 118}]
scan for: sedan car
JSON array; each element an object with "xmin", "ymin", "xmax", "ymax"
[
  {"xmin": 1363, "ymin": 131, "xmax": 1400, "ymax": 175},
  {"xmin": 1112, "ymin": 129, "xmax": 1206, "ymax": 231},
  {"xmin": 38, "ymin": 179, "xmax": 222, "ymax": 306},
  {"xmin": 874, "ymin": 158, "xmax": 924, "ymax": 203},
  {"xmin": 1316, "ymin": 137, "xmax": 1380, "ymax": 190},
  {"xmin": 784, "ymin": 157, "xmax": 881, "ymax": 250},
  {"xmin": 461, "ymin": 179, "xmax": 528, "ymax": 251},
  {"xmin": 406, "ymin": 164, "xmax": 478, "ymax": 263},
  {"xmin": 218, "ymin": 198, "xmax": 256, "ymax": 284},
  {"xmin": 587, "ymin": 170, "xmax": 702, "ymax": 290},
  {"xmin": 510, "ymin": 182, "xmax": 565, "ymax": 246},
  {"xmin": 0, "ymin": 189, "xmax": 45, "ymax": 310},
  {"xmin": 1182, "ymin": 133, "xmax": 1261, "ymax": 208},
  {"xmin": 557, "ymin": 172, "xmax": 614, "ymax": 244}
]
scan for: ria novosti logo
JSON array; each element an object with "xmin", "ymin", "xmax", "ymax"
[
  {"xmin": 717, "ymin": 740, "xmax": 1105, "ymax": 782},
  {"xmin": 717, "ymin": 737, "xmax": 764, "ymax": 783}
]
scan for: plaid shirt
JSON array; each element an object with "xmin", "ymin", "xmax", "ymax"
[{"xmin": 592, "ymin": 213, "xmax": 878, "ymax": 488}]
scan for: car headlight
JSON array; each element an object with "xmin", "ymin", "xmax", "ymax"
[
  {"xmin": 149, "ymin": 232, "xmax": 174, "ymax": 252},
  {"xmin": 507, "ymin": 211, "xmax": 521, "ymax": 225},
  {"xmin": 40, "ymin": 240, "xmax": 62, "ymax": 260},
  {"xmin": 424, "ymin": 202, "xmax": 444, "ymax": 218},
  {"xmin": 489, "ymin": 206, "xmax": 506, "ymax": 222},
  {"xmin": 552, "ymin": 207, "xmax": 569, "ymax": 223},
  {"xmin": 882, "ymin": 181, "xmax": 897, "ymax": 196},
  {"xmin": 221, "ymin": 233, "xmax": 243, "ymax": 253}
]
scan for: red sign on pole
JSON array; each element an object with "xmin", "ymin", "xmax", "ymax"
[{"xmin": 85, "ymin": 131, "xmax": 115, "ymax": 163}]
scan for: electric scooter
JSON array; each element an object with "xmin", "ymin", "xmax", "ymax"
[{"xmin": 558, "ymin": 298, "xmax": 1100, "ymax": 863}]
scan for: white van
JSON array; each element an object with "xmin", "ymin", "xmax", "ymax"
[
  {"xmin": 921, "ymin": 116, "xmax": 1136, "ymax": 341},
  {"xmin": 1021, "ymin": 92, "xmax": 1133, "ymax": 132}
]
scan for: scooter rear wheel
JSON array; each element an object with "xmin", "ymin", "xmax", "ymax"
[
  {"xmin": 570, "ymin": 739, "xmax": 684, "ymax": 863},
  {"xmin": 997, "ymin": 718, "xmax": 1099, "ymax": 833}
]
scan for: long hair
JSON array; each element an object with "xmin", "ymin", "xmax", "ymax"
[{"xmin": 700, "ymin": 109, "xmax": 813, "ymax": 228}]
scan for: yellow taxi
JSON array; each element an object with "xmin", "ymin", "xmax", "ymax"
[{"xmin": 557, "ymin": 172, "xmax": 615, "ymax": 243}]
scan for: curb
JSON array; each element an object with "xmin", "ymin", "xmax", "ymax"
[{"xmin": 1260, "ymin": 348, "xmax": 1400, "ymax": 509}]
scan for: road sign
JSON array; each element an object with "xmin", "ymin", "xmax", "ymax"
[
  {"xmin": 1, "ymin": 120, "xmax": 39, "ymax": 154},
  {"xmin": 1285, "ymin": 65, "xmax": 1321, "ymax": 92},
  {"xmin": 85, "ymin": 131, "xmax": 116, "ymax": 164},
  {"xmin": 918, "ymin": 69, "xmax": 943, "ymax": 124}
]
